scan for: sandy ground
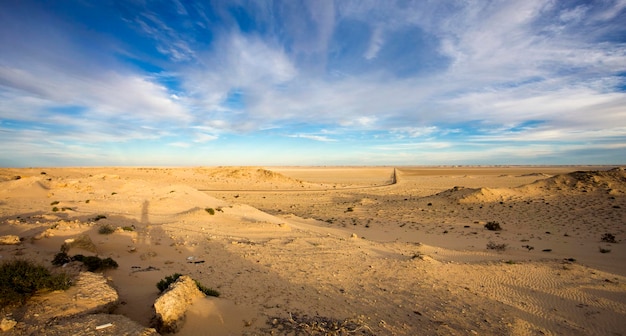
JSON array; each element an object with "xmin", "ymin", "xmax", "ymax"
[{"xmin": 0, "ymin": 166, "xmax": 625, "ymax": 335}]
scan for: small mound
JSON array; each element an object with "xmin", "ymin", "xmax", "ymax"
[
  {"xmin": 0, "ymin": 176, "xmax": 49, "ymax": 198},
  {"xmin": 208, "ymin": 167, "xmax": 302, "ymax": 183},
  {"xmin": 521, "ymin": 167, "xmax": 626, "ymax": 194},
  {"xmin": 430, "ymin": 186, "xmax": 515, "ymax": 203}
]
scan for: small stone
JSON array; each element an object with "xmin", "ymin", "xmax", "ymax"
[
  {"xmin": 0, "ymin": 235, "xmax": 21, "ymax": 245},
  {"xmin": 0, "ymin": 318, "xmax": 16, "ymax": 331}
]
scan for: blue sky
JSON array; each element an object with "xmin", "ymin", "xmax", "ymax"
[{"xmin": 1, "ymin": 0, "xmax": 625, "ymax": 166}]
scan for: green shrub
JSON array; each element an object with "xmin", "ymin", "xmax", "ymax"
[
  {"xmin": 98, "ymin": 224, "xmax": 115, "ymax": 234},
  {"xmin": 0, "ymin": 260, "xmax": 71, "ymax": 307},
  {"xmin": 122, "ymin": 226, "xmax": 134, "ymax": 232},
  {"xmin": 157, "ymin": 273, "xmax": 183, "ymax": 292},
  {"xmin": 205, "ymin": 208, "xmax": 215, "ymax": 215},
  {"xmin": 50, "ymin": 201, "xmax": 59, "ymax": 206},
  {"xmin": 52, "ymin": 207, "xmax": 59, "ymax": 212},
  {"xmin": 195, "ymin": 280, "xmax": 220, "ymax": 297},
  {"xmin": 156, "ymin": 273, "xmax": 220, "ymax": 297}
]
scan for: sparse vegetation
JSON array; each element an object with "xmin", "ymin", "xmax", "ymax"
[
  {"xmin": 601, "ymin": 233, "xmax": 617, "ymax": 244},
  {"xmin": 52, "ymin": 207, "xmax": 59, "ymax": 212},
  {"xmin": 122, "ymin": 226, "xmax": 134, "ymax": 232},
  {"xmin": 98, "ymin": 224, "xmax": 115, "ymax": 235},
  {"xmin": 205, "ymin": 208, "xmax": 215, "ymax": 215},
  {"xmin": 157, "ymin": 273, "xmax": 182, "ymax": 292},
  {"xmin": 50, "ymin": 201, "xmax": 59, "ymax": 205},
  {"xmin": 484, "ymin": 221, "xmax": 502, "ymax": 231},
  {"xmin": 486, "ymin": 241, "xmax": 507, "ymax": 251},
  {"xmin": 0, "ymin": 259, "xmax": 71, "ymax": 307},
  {"xmin": 51, "ymin": 252, "xmax": 72, "ymax": 266},
  {"xmin": 52, "ymin": 252, "xmax": 118, "ymax": 272},
  {"xmin": 194, "ymin": 280, "xmax": 220, "ymax": 297},
  {"xmin": 156, "ymin": 273, "xmax": 220, "ymax": 297}
]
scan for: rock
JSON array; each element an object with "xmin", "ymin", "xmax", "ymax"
[
  {"xmin": 0, "ymin": 317, "xmax": 17, "ymax": 331},
  {"xmin": 350, "ymin": 233, "xmax": 358, "ymax": 239},
  {"xmin": 152, "ymin": 275, "xmax": 204, "ymax": 333},
  {"xmin": 21, "ymin": 272, "xmax": 119, "ymax": 323},
  {"xmin": 0, "ymin": 235, "xmax": 21, "ymax": 245}
]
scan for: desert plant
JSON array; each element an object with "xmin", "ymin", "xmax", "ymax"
[
  {"xmin": 50, "ymin": 201, "xmax": 59, "ymax": 205},
  {"xmin": 194, "ymin": 280, "xmax": 220, "ymax": 297},
  {"xmin": 157, "ymin": 273, "xmax": 183, "ymax": 292},
  {"xmin": 205, "ymin": 208, "xmax": 215, "ymax": 215},
  {"xmin": 81, "ymin": 256, "xmax": 118, "ymax": 272},
  {"xmin": 156, "ymin": 273, "xmax": 220, "ymax": 297},
  {"xmin": 52, "ymin": 207, "xmax": 59, "ymax": 212},
  {"xmin": 51, "ymin": 252, "xmax": 72, "ymax": 266},
  {"xmin": 98, "ymin": 224, "xmax": 115, "ymax": 235},
  {"xmin": 486, "ymin": 241, "xmax": 507, "ymax": 251},
  {"xmin": 601, "ymin": 233, "xmax": 617, "ymax": 244},
  {"xmin": 484, "ymin": 221, "xmax": 502, "ymax": 231},
  {"xmin": 122, "ymin": 226, "xmax": 134, "ymax": 232},
  {"xmin": 0, "ymin": 259, "xmax": 71, "ymax": 307}
]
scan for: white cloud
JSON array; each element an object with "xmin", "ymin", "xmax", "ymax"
[
  {"xmin": 289, "ymin": 134, "xmax": 337, "ymax": 142},
  {"xmin": 364, "ymin": 26, "xmax": 384, "ymax": 60}
]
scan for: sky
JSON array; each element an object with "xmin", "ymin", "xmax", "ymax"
[{"xmin": 1, "ymin": 0, "xmax": 625, "ymax": 167}]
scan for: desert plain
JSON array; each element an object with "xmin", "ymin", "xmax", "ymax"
[{"xmin": 0, "ymin": 165, "xmax": 625, "ymax": 335}]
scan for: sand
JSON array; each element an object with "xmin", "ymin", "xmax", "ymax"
[{"xmin": 0, "ymin": 166, "xmax": 624, "ymax": 335}]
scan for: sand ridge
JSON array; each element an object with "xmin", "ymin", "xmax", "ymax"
[{"xmin": 0, "ymin": 166, "xmax": 625, "ymax": 335}]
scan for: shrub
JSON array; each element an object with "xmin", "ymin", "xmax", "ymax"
[
  {"xmin": 599, "ymin": 247, "xmax": 612, "ymax": 254},
  {"xmin": 122, "ymin": 226, "xmax": 134, "ymax": 231},
  {"xmin": 157, "ymin": 273, "xmax": 220, "ymax": 297},
  {"xmin": 486, "ymin": 241, "xmax": 507, "ymax": 251},
  {"xmin": 0, "ymin": 259, "xmax": 71, "ymax": 307},
  {"xmin": 484, "ymin": 221, "xmax": 502, "ymax": 231},
  {"xmin": 601, "ymin": 233, "xmax": 617, "ymax": 244},
  {"xmin": 50, "ymin": 201, "xmax": 59, "ymax": 206},
  {"xmin": 157, "ymin": 273, "xmax": 183, "ymax": 292},
  {"xmin": 81, "ymin": 256, "xmax": 118, "ymax": 272},
  {"xmin": 52, "ymin": 252, "xmax": 72, "ymax": 266},
  {"xmin": 53, "ymin": 253, "xmax": 118, "ymax": 272},
  {"xmin": 195, "ymin": 280, "xmax": 220, "ymax": 297},
  {"xmin": 98, "ymin": 224, "xmax": 115, "ymax": 235},
  {"xmin": 52, "ymin": 207, "xmax": 59, "ymax": 212},
  {"xmin": 205, "ymin": 208, "xmax": 215, "ymax": 215}
]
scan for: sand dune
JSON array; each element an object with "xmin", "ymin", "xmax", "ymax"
[{"xmin": 0, "ymin": 166, "xmax": 624, "ymax": 335}]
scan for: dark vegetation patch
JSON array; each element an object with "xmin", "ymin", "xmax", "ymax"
[
  {"xmin": 0, "ymin": 259, "xmax": 71, "ymax": 307},
  {"xmin": 156, "ymin": 273, "xmax": 220, "ymax": 297}
]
